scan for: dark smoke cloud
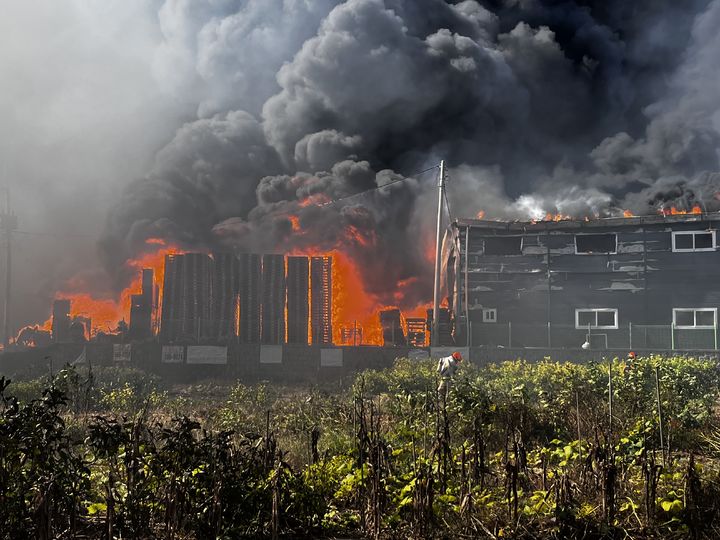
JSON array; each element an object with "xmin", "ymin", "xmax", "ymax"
[{"xmin": 95, "ymin": 0, "xmax": 720, "ymax": 311}]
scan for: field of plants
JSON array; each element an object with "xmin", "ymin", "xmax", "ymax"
[{"xmin": 2, "ymin": 355, "xmax": 720, "ymax": 539}]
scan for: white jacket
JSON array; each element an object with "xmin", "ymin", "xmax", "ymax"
[{"xmin": 437, "ymin": 355, "xmax": 459, "ymax": 378}]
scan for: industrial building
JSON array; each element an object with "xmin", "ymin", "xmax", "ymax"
[
  {"xmin": 287, "ymin": 256, "xmax": 310, "ymax": 344},
  {"xmin": 311, "ymin": 256, "xmax": 333, "ymax": 345},
  {"xmin": 52, "ymin": 299, "xmax": 71, "ymax": 343},
  {"xmin": 157, "ymin": 252, "xmax": 334, "ymax": 346},
  {"xmin": 213, "ymin": 254, "xmax": 240, "ymax": 339},
  {"xmin": 446, "ymin": 213, "xmax": 720, "ymax": 350},
  {"xmin": 406, "ymin": 318, "xmax": 427, "ymax": 347},
  {"xmin": 160, "ymin": 253, "xmax": 213, "ymax": 342},
  {"xmin": 238, "ymin": 253, "xmax": 262, "ymax": 343},
  {"xmin": 380, "ymin": 308, "xmax": 405, "ymax": 346},
  {"xmin": 129, "ymin": 269, "xmax": 154, "ymax": 340},
  {"xmin": 51, "ymin": 298, "xmax": 92, "ymax": 343},
  {"xmin": 261, "ymin": 254, "xmax": 286, "ymax": 344}
]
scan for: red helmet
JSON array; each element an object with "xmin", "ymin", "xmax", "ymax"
[
  {"xmin": 628, "ymin": 351, "xmax": 636, "ymax": 359},
  {"xmin": 452, "ymin": 351, "xmax": 463, "ymax": 361}
]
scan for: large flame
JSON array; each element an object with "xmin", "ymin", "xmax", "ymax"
[
  {"xmin": 29, "ymin": 239, "xmax": 184, "ymax": 338},
  {"xmin": 659, "ymin": 206, "xmax": 703, "ymax": 216},
  {"xmin": 285, "ymin": 246, "xmax": 430, "ymax": 346},
  {"xmin": 543, "ymin": 212, "xmax": 571, "ymax": 222}
]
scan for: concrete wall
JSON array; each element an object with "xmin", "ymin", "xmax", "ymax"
[
  {"xmin": 2, "ymin": 343, "xmax": 716, "ymax": 384},
  {"xmin": 0, "ymin": 343, "xmax": 409, "ymax": 384}
]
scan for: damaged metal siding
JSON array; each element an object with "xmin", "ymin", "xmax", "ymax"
[{"xmin": 449, "ymin": 214, "xmax": 720, "ymax": 349}]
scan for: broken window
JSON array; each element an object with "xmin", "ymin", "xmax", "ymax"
[
  {"xmin": 575, "ymin": 233, "xmax": 617, "ymax": 254},
  {"xmin": 673, "ymin": 308, "xmax": 716, "ymax": 328},
  {"xmin": 672, "ymin": 231, "xmax": 715, "ymax": 252},
  {"xmin": 575, "ymin": 308, "xmax": 618, "ymax": 329},
  {"xmin": 483, "ymin": 236, "xmax": 522, "ymax": 255}
]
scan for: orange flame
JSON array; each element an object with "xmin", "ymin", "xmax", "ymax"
[
  {"xmin": 289, "ymin": 215, "xmax": 301, "ymax": 232},
  {"xmin": 476, "ymin": 210, "xmax": 486, "ymax": 219},
  {"xmin": 543, "ymin": 213, "xmax": 570, "ymax": 222},
  {"xmin": 29, "ymin": 238, "xmax": 184, "ymax": 339},
  {"xmin": 330, "ymin": 250, "xmax": 383, "ymax": 345},
  {"xmin": 299, "ymin": 194, "xmax": 331, "ymax": 207},
  {"xmin": 27, "ymin": 235, "xmax": 427, "ymax": 348},
  {"xmin": 623, "ymin": 210, "xmax": 634, "ymax": 217},
  {"xmin": 660, "ymin": 206, "xmax": 703, "ymax": 216},
  {"xmin": 287, "ymin": 246, "xmax": 429, "ymax": 346}
]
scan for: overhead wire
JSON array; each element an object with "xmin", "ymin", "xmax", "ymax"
[
  {"xmin": 317, "ymin": 163, "xmax": 440, "ymax": 207},
  {"xmin": 14, "ymin": 230, "xmax": 97, "ymax": 239},
  {"xmin": 11, "ymin": 164, "xmax": 444, "ymax": 238}
]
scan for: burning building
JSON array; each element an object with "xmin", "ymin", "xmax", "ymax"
[
  {"xmin": 446, "ymin": 213, "xmax": 720, "ymax": 350},
  {"xmin": 238, "ymin": 253, "xmax": 262, "ymax": 343},
  {"xmin": 311, "ymin": 256, "xmax": 332, "ymax": 345},
  {"xmin": 213, "ymin": 253, "xmax": 240, "ymax": 339},
  {"xmin": 380, "ymin": 308, "xmax": 405, "ymax": 346},
  {"xmin": 261, "ymin": 254, "xmax": 286, "ymax": 344},
  {"xmin": 52, "ymin": 299, "xmax": 71, "ymax": 343},
  {"xmin": 160, "ymin": 253, "xmax": 213, "ymax": 342},
  {"xmin": 340, "ymin": 325, "xmax": 363, "ymax": 346},
  {"xmin": 129, "ymin": 268, "xmax": 154, "ymax": 340},
  {"xmin": 155, "ymin": 251, "xmax": 335, "ymax": 346},
  {"xmin": 287, "ymin": 256, "xmax": 310, "ymax": 344},
  {"xmin": 406, "ymin": 317, "xmax": 427, "ymax": 347}
]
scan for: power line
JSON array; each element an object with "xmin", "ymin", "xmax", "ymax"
[
  {"xmin": 317, "ymin": 164, "xmax": 440, "ymax": 207},
  {"xmin": 15, "ymin": 230, "xmax": 97, "ymax": 239}
]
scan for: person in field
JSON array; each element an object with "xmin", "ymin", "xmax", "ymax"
[
  {"xmin": 623, "ymin": 350, "xmax": 637, "ymax": 375},
  {"xmin": 437, "ymin": 351, "xmax": 463, "ymax": 398}
]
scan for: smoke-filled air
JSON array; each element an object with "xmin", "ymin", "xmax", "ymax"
[{"xmin": 3, "ymin": 0, "xmax": 720, "ymax": 338}]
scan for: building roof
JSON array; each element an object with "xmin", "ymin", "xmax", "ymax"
[{"xmin": 454, "ymin": 212, "xmax": 720, "ymax": 232}]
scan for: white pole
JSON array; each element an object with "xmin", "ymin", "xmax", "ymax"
[{"xmin": 432, "ymin": 160, "xmax": 445, "ymax": 347}]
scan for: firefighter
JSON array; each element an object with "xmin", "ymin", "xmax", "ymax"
[
  {"xmin": 437, "ymin": 351, "xmax": 463, "ymax": 398},
  {"xmin": 623, "ymin": 351, "xmax": 636, "ymax": 375}
]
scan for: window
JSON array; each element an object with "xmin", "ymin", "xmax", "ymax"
[
  {"xmin": 484, "ymin": 236, "xmax": 522, "ymax": 255},
  {"xmin": 673, "ymin": 308, "xmax": 717, "ymax": 329},
  {"xmin": 482, "ymin": 308, "xmax": 497, "ymax": 323},
  {"xmin": 575, "ymin": 308, "xmax": 618, "ymax": 329},
  {"xmin": 672, "ymin": 231, "xmax": 716, "ymax": 252},
  {"xmin": 575, "ymin": 233, "xmax": 617, "ymax": 254}
]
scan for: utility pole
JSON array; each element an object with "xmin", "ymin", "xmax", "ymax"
[
  {"xmin": 431, "ymin": 160, "xmax": 445, "ymax": 347},
  {"xmin": 1, "ymin": 189, "xmax": 17, "ymax": 349}
]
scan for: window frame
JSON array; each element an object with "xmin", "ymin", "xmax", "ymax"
[
  {"xmin": 672, "ymin": 308, "xmax": 717, "ymax": 329},
  {"xmin": 574, "ymin": 233, "xmax": 618, "ymax": 255},
  {"xmin": 482, "ymin": 235, "xmax": 524, "ymax": 256},
  {"xmin": 482, "ymin": 308, "xmax": 497, "ymax": 323},
  {"xmin": 671, "ymin": 230, "xmax": 716, "ymax": 253},
  {"xmin": 575, "ymin": 308, "xmax": 619, "ymax": 330}
]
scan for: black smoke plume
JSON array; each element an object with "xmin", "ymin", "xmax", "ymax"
[{"xmin": 100, "ymin": 0, "xmax": 720, "ymax": 310}]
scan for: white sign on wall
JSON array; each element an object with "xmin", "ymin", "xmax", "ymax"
[
  {"xmin": 187, "ymin": 346, "xmax": 227, "ymax": 365},
  {"xmin": 113, "ymin": 344, "xmax": 132, "ymax": 363},
  {"xmin": 260, "ymin": 345, "xmax": 283, "ymax": 364},
  {"xmin": 320, "ymin": 348, "xmax": 343, "ymax": 367},
  {"xmin": 161, "ymin": 345, "xmax": 185, "ymax": 364}
]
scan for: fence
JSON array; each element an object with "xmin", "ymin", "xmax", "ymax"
[{"xmin": 469, "ymin": 322, "xmax": 720, "ymax": 351}]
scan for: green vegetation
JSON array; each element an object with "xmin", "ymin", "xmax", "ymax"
[{"xmin": 1, "ymin": 355, "xmax": 720, "ymax": 538}]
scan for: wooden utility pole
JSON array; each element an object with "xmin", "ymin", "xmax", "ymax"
[
  {"xmin": 431, "ymin": 160, "xmax": 445, "ymax": 347},
  {"xmin": 1, "ymin": 189, "xmax": 17, "ymax": 348}
]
